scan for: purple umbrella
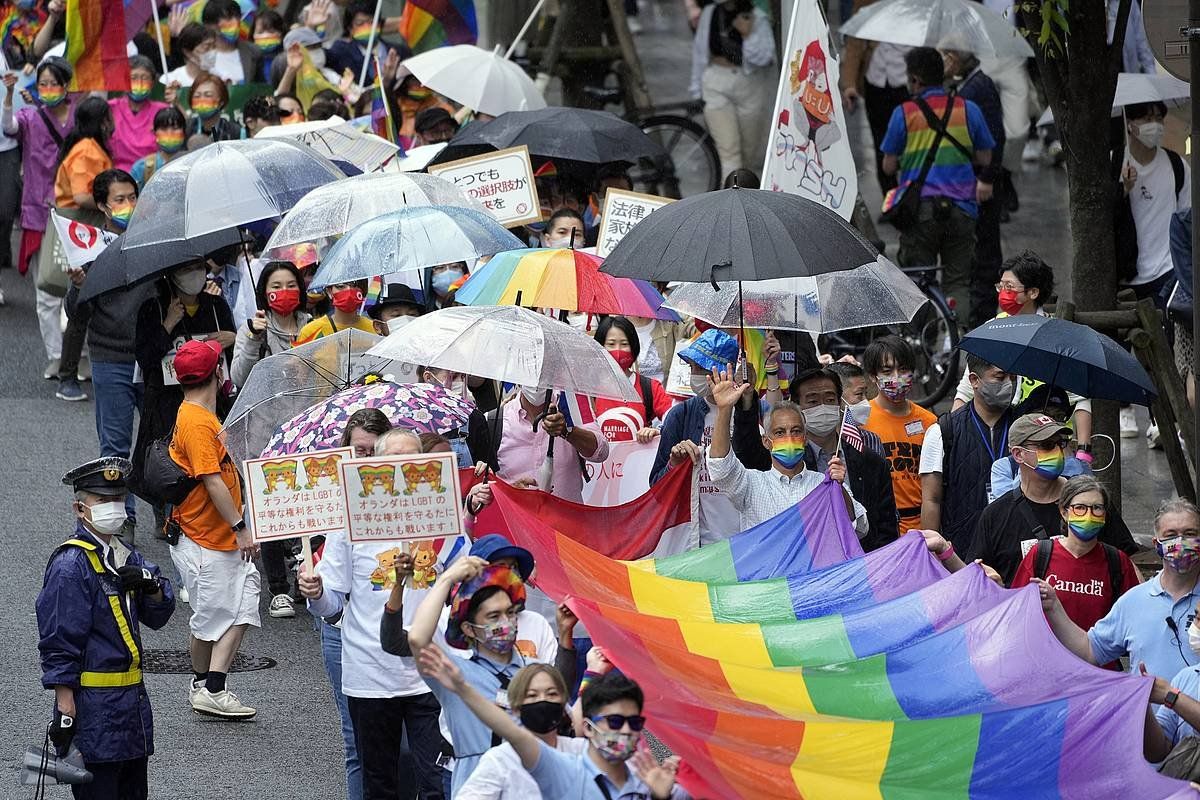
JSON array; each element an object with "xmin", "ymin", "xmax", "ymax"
[{"xmin": 261, "ymin": 379, "xmax": 474, "ymax": 457}]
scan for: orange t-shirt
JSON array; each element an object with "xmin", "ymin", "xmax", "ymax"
[
  {"xmin": 170, "ymin": 401, "xmax": 242, "ymax": 551},
  {"xmin": 54, "ymin": 139, "xmax": 112, "ymax": 208},
  {"xmin": 862, "ymin": 398, "xmax": 937, "ymax": 534}
]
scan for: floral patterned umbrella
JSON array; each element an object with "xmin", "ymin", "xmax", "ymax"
[{"xmin": 261, "ymin": 380, "xmax": 474, "ymax": 457}]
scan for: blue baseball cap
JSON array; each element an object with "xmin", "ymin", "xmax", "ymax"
[
  {"xmin": 469, "ymin": 534, "xmax": 535, "ymax": 581},
  {"xmin": 677, "ymin": 328, "xmax": 738, "ymax": 373}
]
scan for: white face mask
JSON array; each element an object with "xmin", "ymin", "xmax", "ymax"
[
  {"xmin": 689, "ymin": 374, "xmax": 712, "ymax": 400},
  {"xmin": 1134, "ymin": 120, "xmax": 1165, "ymax": 149},
  {"xmin": 1190, "ymin": 618, "xmax": 1200, "ymax": 656},
  {"xmin": 802, "ymin": 404, "xmax": 841, "ymax": 437},
  {"xmin": 848, "ymin": 399, "xmax": 871, "ymax": 425},
  {"xmin": 197, "ymin": 50, "xmax": 218, "ymax": 71},
  {"xmin": 543, "ymin": 236, "xmax": 573, "ymax": 249},
  {"xmin": 308, "ymin": 47, "xmax": 326, "ymax": 69},
  {"xmin": 84, "ymin": 501, "xmax": 127, "ymax": 535},
  {"xmin": 172, "ymin": 269, "xmax": 207, "ymax": 295},
  {"xmin": 520, "ymin": 385, "xmax": 546, "ymax": 405}
]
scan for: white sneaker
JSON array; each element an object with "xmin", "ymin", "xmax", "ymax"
[
  {"xmin": 626, "ymin": 15, "xmax": 642, "ymax": 33},
  {"xmin": 1120, "ymin": 407, "xmax": 1139, "ymax": 438},
  {"xmin": 1022, "ymin": 139, "xmax": 1042, "ymax": 162},
  {"xmin": 0, "ymin": 287, "xmax": 5, "ymax": 305},
  {"xmin": 1045, "ymin": 140, "xmax": 1064, "ymax": 166},
  {"xmin": 268, "ymin": 593, "xmax": 296, "ymax": 619},
  {"xmin": 189, "ymin": 678, "xmax": 204, "ymax": 702},
  {"xmin": 191, "ymin": 688, "xmax": 256, "ymax": 719},
  {"xmin": 1147, "ymin": 424, "xmax": 1162, "ymax": 450},
  {"xmin": 42, "ymin": 358, "xmax": 60, "ymax": 380},
  {"xmin": 178, "ymin": 585, "xmax": 189, "ymax": 604}
]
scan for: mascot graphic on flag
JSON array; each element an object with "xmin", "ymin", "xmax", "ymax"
[{"xmin": 779, "ymin": 39, "xmax": 841, "ymax": 167}]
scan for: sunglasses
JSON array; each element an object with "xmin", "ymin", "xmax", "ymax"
[
  {"xmin": 590, "ymin": 714, "xmax": 646, "ymax": 732},
  {"xmin": 279, "ymin": 108, "xmax": 300, "ymax": 118},
  {"xmin": 1026, "ymin": 439, "xmax": 1065, "ymax": 452}
]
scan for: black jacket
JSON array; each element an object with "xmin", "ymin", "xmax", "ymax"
[{"xmin": 733, "ymin": 397, "xmax": 899, "ymax": 551}]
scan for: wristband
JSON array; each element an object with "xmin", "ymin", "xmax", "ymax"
[
  {"xmin": 579, "ymin": 669, "xmax": 604, "ymax": 695},
  {"xmin": 1075, "ymin": 450, "xmax": 1093, "ymax": 465},
  {"xmin": 233, "ymin": 519, "xmax": 246, "ymax": 533},
  {"xmin": 765, "ymin": 365, "xmax": 779, "ymax": 375},
  {"xmin": 935, "ymin": 543, "xmax": 956, "ymax": 562},
  {"xmin": 1166, "ymin": 688, "xmax": 1182, "ymax": 710}
]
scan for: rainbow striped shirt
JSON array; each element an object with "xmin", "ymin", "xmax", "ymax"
[{"xmin": 880, "ymin": 88, "xmax": 995, "ymax": 218}]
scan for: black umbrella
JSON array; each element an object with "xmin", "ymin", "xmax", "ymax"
[
  {"xmin": 78, "ymin": 228, "xmax": 243, "ymax": 302},
  {"xmin": 599, "ymin": 187, "xmax": 880, "ymax": 283},
  {"xmin": 429, "ymin": 107, "xmax": 666, "ymax": 166},
  {"xmin": 958, "ymin": 315, "xmax": 1158, "ymax": 406}
]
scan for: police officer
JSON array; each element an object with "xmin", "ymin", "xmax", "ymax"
[{"xmin": 36, "ymin": 457, "xmax": 176, "ymax": 799}]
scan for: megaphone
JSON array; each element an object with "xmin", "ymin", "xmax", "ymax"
[{"xmin": 20, "ymin": 742, "xmax": 93, "ymax": 786}]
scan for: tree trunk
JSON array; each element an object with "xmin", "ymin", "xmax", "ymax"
[{"xmin": 1017, "ymin": 0, "xmax": 1130, "ymax": 503}]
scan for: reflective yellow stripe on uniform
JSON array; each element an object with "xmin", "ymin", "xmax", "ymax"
[{"xmin": 63, "ymin": 538, "xmax": 143, "ymax": 689}]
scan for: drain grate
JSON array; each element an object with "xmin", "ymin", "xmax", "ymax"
[{"xmin": 142, "ymin": 649, "xmax": 277, "ymax": 674}]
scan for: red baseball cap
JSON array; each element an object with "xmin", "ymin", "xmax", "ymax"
[{"xmin": 173, "ymin": 339, "xmax": 222, "ymax": 384}]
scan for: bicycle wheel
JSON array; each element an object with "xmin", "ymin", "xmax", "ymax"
[
  {"xmin": 901, "ymin": 289, "xmax": 960, "ymax": 407},
  {"xmin": 632, "ymin": 115, "xmax": 721, "ymax": 198}
]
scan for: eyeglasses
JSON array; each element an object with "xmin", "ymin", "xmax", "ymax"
[
  {"xmin": 1027, "ymin": 439, "xmax": 1064, "ymax": 452},
  {"xmin": 995, "ymin": 282, "xmax": 1026, "ymax": 293},
  {"xmin": 1068, "ymin": 503, "xmax": 1107, "ymax": 516},
  {"xmin": 589, "ymin": 714, "xmax": 646, "ymax": 732}
]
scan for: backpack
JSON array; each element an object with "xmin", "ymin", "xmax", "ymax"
[
  {"xmin": 1030, "ymin": 529, "xmax": 1124, "ymax": 602},
  {"xmin": 1115, "ymin": 149, "xmax": 1185, "ymax": 283},
  {"xmin": 637, "ymin": 373, "xmax": 655, "ymax": 429}
]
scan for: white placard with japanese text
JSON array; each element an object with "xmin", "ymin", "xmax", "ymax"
[
  {"xmin": 428, "ymin": 145, "xmax": 542, "ymax": 228},
  {"xmin": 340, "ymin": 453, "xmax": 465, "ymax": 543},
  {"xmin": 595, "ymin": 188, "xmax": 674, "ymax": 258},
  {"xmin": 243, "ymin": 447, "xmax": 353, "ymax": 543}
]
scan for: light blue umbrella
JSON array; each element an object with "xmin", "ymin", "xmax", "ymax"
[{"xmin": 309, "ymin": 205, "xmax": 524, "ymax": 290}]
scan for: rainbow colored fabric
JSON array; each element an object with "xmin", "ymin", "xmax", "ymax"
[
  {"xmin": 0, "ymin": 4, "xmax": 46, "ymax": 52},
  {"xmin": 398, "ymin": 0, "xmax": 476, "ymax": 53},
  {"xmin": 65, "ymin": 0, "xmax": 130, "ymax": 91},
  {"xmin": 493, "ymin": 484, "xmax": 1197, "ymax": 798}
]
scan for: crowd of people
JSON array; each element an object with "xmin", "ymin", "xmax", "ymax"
[{"xmin": 13, "ymin": 0, "xmax": 1200, "ymax": 799}]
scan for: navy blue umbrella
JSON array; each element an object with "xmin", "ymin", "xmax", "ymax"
[{"xmin": 958, "ymin": 315, "xmax": 1157, "ymax": 406}]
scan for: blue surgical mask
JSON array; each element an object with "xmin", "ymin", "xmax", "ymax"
[{"xmin": 431, "ymin": 267, "xmax": 464, "ymax": 296}]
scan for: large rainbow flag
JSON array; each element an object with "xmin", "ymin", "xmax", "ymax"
[
  {"xmin": 398, "ymin": 0, "xmax": 476, "ymax": 53},
  {"xmin": 493, "ymin": 485, "xmax": 1199, "ymax": 798},
  {"xmin": 64, "ymin": 0, "xmax": 130, "ymax": 92}
]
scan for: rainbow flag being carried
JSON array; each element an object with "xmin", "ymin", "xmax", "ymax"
[
  {"xmin": 398, "ymin": 0, "xmax": 476, "ymax": 53},
  {"xmin": 0, "ymin": 4, "xmax": 46, "ymax": 53},
  {"xmin": 64, "ymin": 0, "xmax": 129, "ymax": 91},
  {"xmin": 493, "ymin": 481, "xmax": 1197, "ymax": 799}
]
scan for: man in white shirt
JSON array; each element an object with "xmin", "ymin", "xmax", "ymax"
[
  {"xmin": 1120, "ymin": 100, "xmax": 1191, "ymax": 304},
  {"xmin": 704, "ymin": 365, "xmax": 868, "ymax": 534},
  {"xmin": 299, "ymin": 428, "xmax": 452, "ymax": 800}
]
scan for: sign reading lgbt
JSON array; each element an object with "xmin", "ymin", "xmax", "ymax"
[{"xmin": 243, "ymin": 447, "xmax": 352, "ymax": 543}]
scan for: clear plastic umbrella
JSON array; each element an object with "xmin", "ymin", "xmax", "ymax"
[
  {"xmin": 221, "ymin": 328, "xmax": 401, "ymax": 464},
  {"xmin": 367, "ymin": 305, "xmax": 640, "ymax": 401},
  {"xmin": 841, "ymin": 0, "xmax": 1034, "ymax": 59},
  {"xmin": 255, "ymin": 115, "xmax": 400, "ymax": 172},
  {"xmin": 664, "ymin": 257, "xmax": 929, "ymax": 333},
  {"xmin": 401, "ymin": 44, "xmax": 546, "ymax": 117},
  {"xmin": 1037, "ymin": 72, "xmax": 1193, "ymax": 126},
  {"xmin": 121, "ymin": 138, "xmax": 345, "ymax": 250},
  {"xmin": 262, "ymin": 172, "xmax": 488, "ymax": 260},
  {"xmin": 308, "ymin": 205, "xmax": 524, "ymax": 290}
]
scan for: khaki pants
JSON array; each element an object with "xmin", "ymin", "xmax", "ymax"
[{"xmin": 702, "ymin": 63, "xmax": 775, "ymax": 177}]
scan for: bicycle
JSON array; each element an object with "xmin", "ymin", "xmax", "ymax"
[
  {"xmin": 581, "ymin": 83, "xmax": 721, "ymax": 199},
  {"xmin": 822, "ymin": 266, "xmax": 961, "ymax": 408}
]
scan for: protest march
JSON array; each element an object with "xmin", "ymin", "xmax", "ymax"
[{"xmin": 10, "ymin": 0, "xmax": 1200, "ymax": 798}]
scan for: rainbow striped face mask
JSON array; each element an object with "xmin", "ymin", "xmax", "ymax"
[
  {"xmin": 37, "ymin": 85, "xmax": 66, "ymax": 107},
  {"xmin": 1021, "ymin": 446, "xmax": 1064, "ymax": 480},
  {"xmin": 191, "ymin": 97, "xmax": 222, "ymax": 119},
  {"xmin": 351, "ymin": 22, "xmax": 373, "ymax": 44},
  {"xmin": 254, "ymin": 33, "xmax": 282, "ymax": 52},
  {"xmin": 218, "ymin": 18, "xmax": 240, "ymax": 44},
  {"xmin": 107, "ymin": 201, "xmax": 134, "ymax": 230},
  {"xmin": 769, "ymin": 435, "xmax": 806, "ymax": 470},
  {"xmin": 156, "ymin": 129, "xmax": 185, "ymax": 153},
  {"xmin": 129, "ymin": 78, "xmax": 152, "ymax": 102},
  {"xmin": 1066, "ymin": 511, "xmax": 1105, "ymax": 541}
]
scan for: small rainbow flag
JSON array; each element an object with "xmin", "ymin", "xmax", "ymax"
[
  {"xmin": 398, "ymin": 0, "xmax": 476, "ymax": 53},
  {"xmin": 370, "ymin": 62, "xmax": 396, "ymax": 145},
  {"xmin": 64, "ymin": 0, "xmax": 130, "ymax": 91},
  {"xmin": 492, "ymin": 483, "xmax": 1194, "ymax": 799},
  {"xmin": 0, "ymin": 4, "xmax": 46, "ymax": 52}
]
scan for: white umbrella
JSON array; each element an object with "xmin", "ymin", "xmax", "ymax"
[
  {"xmin": 380, "ymin": 143, "xmax": 448, "ymax": 173},
  {"xmin": 367, "ymin": 305, "xmax": 640, "ymax": 402},
  {"xmin": 841, "ymin": 0, "xmax": 1034, "ymax": 59},
  {"xmin": 256, "ymin": 116, "xmax": 400, "ymax": 172},
  {"xmin": 401, "ymin": 44, "xmax": 546, "ymax": 117},
  {"xmin": 1036, "ymin": 72, "xmax": 1192, "ymax": 126},
  {"xmin": 262, "ymin": 172, "xmax": 487, "ymax": 258}
]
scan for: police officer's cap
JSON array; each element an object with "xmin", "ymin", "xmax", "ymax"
[{"xmin": 62, "ymin": 457, "xmax": 132, "ymax": 497}]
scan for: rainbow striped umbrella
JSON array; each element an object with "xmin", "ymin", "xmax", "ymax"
[{"xmin": 454, "ymin": 247, "xmax": 678, "ymax": 320}]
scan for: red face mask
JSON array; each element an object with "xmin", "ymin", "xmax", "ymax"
[
  {"xmin": 997, "ymin": 289, "xmax": 1024, "ymax": 315},
  {"xmin": 331, "ymin": 287, "xmax": 364, "ymax": 313},
  {"xmin": 267, "ymin": 287, "xmax": 301, "ymax": 316},
  {"xmin": 608, "ymin": 348, "xmax": 635, "ymax": 371}
]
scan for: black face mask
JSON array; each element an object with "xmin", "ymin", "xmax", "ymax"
[{"xmin": 519, "ymin": 700, "xmax": 565, "ymax": 734}]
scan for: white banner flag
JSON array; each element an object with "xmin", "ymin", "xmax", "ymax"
[
  {"xmin": 50, "ymin": 210, "xmax": 117, "ymax": 269},
  {"xmin": 761, "ymin": 0, "xmax": 857, "ymax": 220}
]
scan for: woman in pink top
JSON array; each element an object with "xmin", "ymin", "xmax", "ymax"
[{"xmin": 107, "ymin": 55, "xmax": 169, "ymax": 173}]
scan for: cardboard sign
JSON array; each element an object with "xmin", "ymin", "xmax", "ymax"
[
  {"xmin": 596, "ymin": 188, "xmax": 674, "ymax": 258},
  {"xmin": 428, "ymin": 145, "xmax": 542, "ymax": 228},
  {"xmin": 51, "ymin": 210, "xmax": 118, "ymax": 269},
  {"xmin": 340, "ymin": 452, "xmax": 465, "ymax": 543},
  {"xmin": 243, "ymin": 447, "xmax": 353, "ymax": 542}
]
